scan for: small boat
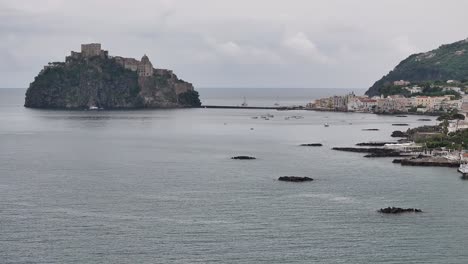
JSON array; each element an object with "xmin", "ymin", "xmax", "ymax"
[
  {"xmin": 89, "ymin": 106, "xmax": 99, "ymax": 110},
  {"xmin": 241, "ymin": 97, "xmax": 248, "ymax": 107},
  {"xmin": 251, "ymin": 116, "xmax": 258, "ymax": 119},
  {"xmin": 324, "ymin": 123, "xmax": 330, "ymax": 127},
  {"xmin": 458, "ymin": 163, "xmax": 468, "ymax": 174}
]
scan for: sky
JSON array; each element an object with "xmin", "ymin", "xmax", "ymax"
[{"xmin": 0, "ymin": 0, "xmax": 467, "ymax": 89}]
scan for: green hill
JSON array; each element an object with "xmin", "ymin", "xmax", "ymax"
[{"xmin": 366, "ymin": 38, "xmax": 468, "ymax": 96}]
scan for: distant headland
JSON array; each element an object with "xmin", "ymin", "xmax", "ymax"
[
  {"xmin": 366, "ymin": 38, "xmax": 468, "ymax": 97},
  {"xmin": 24, "ymin": 43, "xmax": 201, "ymax": 109}
]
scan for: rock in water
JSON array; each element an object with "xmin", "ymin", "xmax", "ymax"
[
  {"xmin": 378, "ymin": 207, "xmax": 422, "ymax": 214},
  {"xmin": 278, "ymin": 176, "xmax": 313, "ymax": 182},
  {"xmin": 391, "ymin": 130, "xmax": 408, "ymax": 137},
  {"xmin": 300, "ymin": 143, "xmax": 323, "ymax": 147},
  {"xmin": 24, "ymin": 43, "xmax": 201, "ymax": 109},
  {"xmin": 231, "ymin": 156, "xmax": 256, "ymax": 160}
]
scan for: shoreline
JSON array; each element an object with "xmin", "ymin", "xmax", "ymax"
[{"xmin": 201, "ymin": 105, "xmax": 441, "ymax": 117}]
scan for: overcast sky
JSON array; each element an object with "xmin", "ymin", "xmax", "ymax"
[{"xmin": 1, "ymin": 0, "xmax": 467, "ymax": 88}]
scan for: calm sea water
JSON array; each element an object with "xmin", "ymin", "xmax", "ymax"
[
  {"xmin": 1, "ymin": 88, "xmax": 468, "ymax": 264},
  {"xmin": 198, "ymin": 88, "xmax": 363, "ymax": 107}
]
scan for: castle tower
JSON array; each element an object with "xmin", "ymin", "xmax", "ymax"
[
  {"xmin": 81, "ymin": 43, "xmax": 102, "ymax": 57},
  {"xmin": 138, "ymin": 54, "xmax": 153, "ymax": 77}
]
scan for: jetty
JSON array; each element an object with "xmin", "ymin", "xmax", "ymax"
[{"xmin": 202, "ymin": 105, "xmax": 304, "ymax": 110}]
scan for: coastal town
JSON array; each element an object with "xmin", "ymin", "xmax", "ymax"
[
  {"xmin": 307, "ymin": 80, "xmax": 468, "ymax": 132},
  {"xmin": 304, "ymin": 79, "xmax": 468, "ymax": 177},
  {"xmin": 307, "ymin": 80, "xmax": 466, "ymax": 114}
]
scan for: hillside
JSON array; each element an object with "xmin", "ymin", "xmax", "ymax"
[
  {"xmin": 24, "ymin": 44, "xmax": 200, "ymax": 109},
  {"xmin": 366, "ymin": 38, "xmax": 468, "ymax": 96}
]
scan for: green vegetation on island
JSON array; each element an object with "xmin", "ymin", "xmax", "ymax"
[
  {"xmin": 366, "ymin": 38, "xmax": 468, "ymax": 96},
  {"xmin": 406, "ymin": 110, "xmax": 467, "ymax": 149},
  {"xmin": 380, "ymin": 82, "xmax": 462, "ymax": 99}
]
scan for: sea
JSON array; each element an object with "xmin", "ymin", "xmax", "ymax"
[{"xmin": 1, "ymin": 88, "xmax": 468, "ymax": 264}]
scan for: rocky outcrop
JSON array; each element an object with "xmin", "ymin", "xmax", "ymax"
[
  {"xmin": 24, "ymin": 45, "xmax": 200, "ymax": 109},
  {"xmin": 333, "ymin": 147, "xmax": 404, "ymax": 158},
  {"xmin": 362, "ymin": 129, "xmax": 380, "ymax": 131},
  {"xmin": 300, "ymin": 143, "xmax": 323, "ymax": 147},
  {"xmin": 356, "ymin": 142, "xmax": 397, "ymax": 147},
  {"xmin": 231, "ymin": 156, "xmax": 256, "ymax": 160},
  {"xmin": 378, "ymin": 207, "xmax": 422, "ymax": 214},
  {"xmin": 391, "ymin": 130, "xmax": 408, "ymax": 137},
  {"xmin": 400, "ymin": 157, "xmax": 459, "ymax": 167},
  {"xmin": 392, "ymin": 123, "xmax": 409, "ymax": 126},
  {"xmin": 278, "ymin": 176, "xmax": 313, "ymax": 182},
  {"xmin": 364, "ymin": 152, "xmax": 405, "ymax": 158}
]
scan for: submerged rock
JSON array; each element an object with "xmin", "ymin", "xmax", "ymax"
[
  {"xmin": 392, "ymin": 123, "xmax": 409, "ymax": 126},
  {"xmin": 378, "ymin": 207, "xmax": 422, "ymax": 214},
  {"xmin": 300, "ymin": 143, "xmax": 323, "ymax": 147},
  {"xmin": 278, "ymin": 176, "xmax": 313, "ymax": 182},
  {"xmin": 362, "ymin": 128, "xmax": 380, "ymax": 131},
  {"xmin": 231, "ymin": 156, "xmax": 256, "ymax": 160}
]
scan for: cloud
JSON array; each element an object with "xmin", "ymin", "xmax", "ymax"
[
  {"xmin": 282, "ymin": 32, "xmax": 333, "ymax": 64},
  {"xmin": 392, "ymin": 35, "xmax": 419, "ymax": 55},
  {"xmin": 1, "ymin": 0, "xmax": 468, "ymax": 88},
  {"xmin": 204, "ymin": 37, "xmax": 282, "ymax": 64}
]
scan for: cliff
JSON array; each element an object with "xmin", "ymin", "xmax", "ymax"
[
  {"xmin": 366, "ymin": 38, "xmax": 468, "ymax": 96},
  {"xmin": 25, "ymin": 45, "xmax": 200, "ymax": 109}
]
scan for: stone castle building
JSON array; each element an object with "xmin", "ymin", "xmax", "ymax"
[
  {"xmin": 81, "ymin": 43, "xmax": 102, "ymax": 57},
  {"xmin": 114, "ymin": 55, "xmax": 153, "ymax": 77},
  {"xmin": 67, "ymin": 43, "xmax": 154, "ymax": 77}
]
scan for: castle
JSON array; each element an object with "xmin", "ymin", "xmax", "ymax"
[{"xmin": 67, "ymin": 43, "xmax": 154, "ymax": 77}]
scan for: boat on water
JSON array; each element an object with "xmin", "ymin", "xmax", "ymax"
[
  {"xmin": 324, "ymin": 123, "xmax": 330, "ymax": 127},
  {"xmin": 88, "ymin": 106, "xmax": 99, "ymax": 110},
  {"xmin": 241, "ymin": 97, "xmax": 248, "ymax": 107},
  {"xmin": 458, "ymin": 163, "xmax": 468, "ymax": 174},
  {"xmin": 274, "ymin": 97, "xmax": 280, "ymax": 106}
]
